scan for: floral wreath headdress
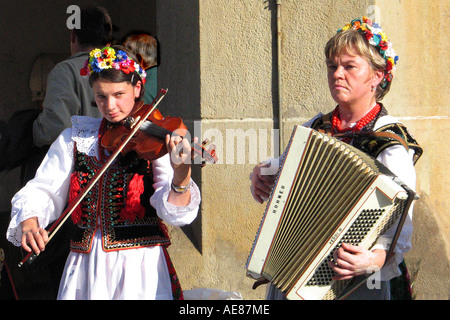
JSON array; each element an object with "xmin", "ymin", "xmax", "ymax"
[
  {"xmin": 80, "ymin": 47, "xmax": 147, "ymax": 83},
  {"xmin": 339, "ymin": 17, "xmax": 398, "ymax": 88}
]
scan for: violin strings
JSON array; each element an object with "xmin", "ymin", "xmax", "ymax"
[{"xmin": 140, "ymin": 121, "xmax": 177, "ymax": 139}]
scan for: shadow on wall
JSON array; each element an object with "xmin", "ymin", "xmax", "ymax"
[
  {"xmin": 405, "ymin": 194, "xmax": 450, "ymax": 300},
  {"xmin": 156, "ymin": 1, "xmax": 203, "ymax": 254}
]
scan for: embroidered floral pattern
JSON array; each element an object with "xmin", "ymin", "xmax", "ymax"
[
  {"xmin": 69, "ymin": 150, "xmax": 171, "ymax": 253},
  {"xmin": 80, "ymin": 47, "xmax": 147, "ymax": 83},
  {"xmin": 162, "ymin": 247, "xmax": 184, "ymax": 300},
  {"xmin": 339, "ymin": 17, "xmax": 398, "ymax": 88}
]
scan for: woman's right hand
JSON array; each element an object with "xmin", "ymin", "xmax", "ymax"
[
  {"xmin": 250, "ymin": 162, "xmax": 277, "ymax": 203},
  {"xmin": 21, "ymin": 217, "xmax": 48, "ymax": 255}
]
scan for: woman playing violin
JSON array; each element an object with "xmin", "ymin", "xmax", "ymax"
[{"xmin": 7, "ymin": 46, "xmax": 200, "ymax": 300}]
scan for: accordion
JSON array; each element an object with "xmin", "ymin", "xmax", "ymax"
[{"xmin": 246, "ymin": 125, "xmax": 416, "ymax": 300}]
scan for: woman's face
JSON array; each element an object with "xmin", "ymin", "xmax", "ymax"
[
  {"xmin": 93, "ymin": 79, "xmax": 142, "ymax": 123},
  {"xmin": 327, "ymin": 49, "xmax": 381, "ymax": 107}
]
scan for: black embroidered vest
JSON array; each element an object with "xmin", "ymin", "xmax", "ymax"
[
  {"xmin": 310, "ymin": 105, "xmax": 423, "ymax": 164},
  {"xmin": 69, "ymin": 150, "xmax": 171, "ymax": 253}
]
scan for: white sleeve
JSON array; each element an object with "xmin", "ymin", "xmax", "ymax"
[
  {"xmin": 149, "ymin": 154, "xmax": 200, "ymax": 227},
  {"xmin": 372, "ymin": 144, "xmax": 417, "ymax": 280},
  {"xmin": 7, "ymin": 129, "xmax": 74, "ymax": 246}
]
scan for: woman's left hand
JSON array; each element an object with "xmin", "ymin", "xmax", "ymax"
[{"xmin": 328, "ymin": 243, "xmax": 387, "ymax": 281}]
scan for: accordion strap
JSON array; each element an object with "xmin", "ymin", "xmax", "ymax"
[
  {"xmin": 317, "ymin": 112, "xmax": 333, "ymax": 135},
  {"xmin": 386, "ymin": 184, "xmax": 417, "ymax": 262},
  {"xmin": 359, "ymin": 131, "xmax": 409, "ymax": 150},
  {"xmin": 252, "ymin": 277, "xmax": 270, "ymax": 290}
]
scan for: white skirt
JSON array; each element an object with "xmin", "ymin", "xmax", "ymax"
[{"xmin": 57, "ymin": 231, "xmax": 174, "ymax": 300}]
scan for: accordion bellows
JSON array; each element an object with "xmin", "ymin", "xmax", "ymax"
[{"xmin": 246, "ymin": 126, "xmax": 414, "ymax": 300}]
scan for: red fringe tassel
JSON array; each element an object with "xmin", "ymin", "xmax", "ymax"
[
  {"xmin": 120, "ymin": 173, "xmax": 146, "ymax": 222},
  {"xmin": 69, "ymin": 172, "xmax": 82, "ymax": 224}
]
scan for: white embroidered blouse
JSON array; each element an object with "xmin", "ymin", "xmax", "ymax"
[{"xmin": 7, "ymin": 116, "xmax": 200, "ymax": 299}]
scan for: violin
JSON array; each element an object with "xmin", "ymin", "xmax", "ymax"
[
  {"xmin": 101, "ymin": 100, "xmax": 217, "ymax": 166},
  {"xmin": 19, "ymin": 88, "xmax": 217, "ymax": 267}
]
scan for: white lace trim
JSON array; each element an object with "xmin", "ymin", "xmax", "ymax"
[
  {"xmin": 8, "ymin": 208, "xmax": 46, "ymax": 247},
  {"xmin": 151, "ymin": 180, "xmax": 201, "ymax": 227},
  {"xmin": 71, "ymin": 116, "xmax": 102, "ymax": 157}
]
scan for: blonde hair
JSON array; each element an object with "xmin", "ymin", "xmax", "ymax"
[
  {"xmin": 123, "ymin": 34, "xmax": 158, "ymax": 69},
  {"xmin": 324, "ymin": 28, "xmax": 391, "ymax": 100}
]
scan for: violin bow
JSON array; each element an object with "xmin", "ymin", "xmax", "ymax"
[{"xmin": 19, "ymin": 89, "xmax": 168, "ymax": 267}]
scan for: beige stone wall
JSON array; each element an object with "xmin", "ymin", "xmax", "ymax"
[
  {"xmin": 158, "ymin": 0, "xmax": 449, "ymax": 300},
  {"xmin": 0, "ymin": 0, "xmax": 446, "ymax": 301},
  {"xmin": 375, "ymin": 0, "xmax": 450, "ymax": 299}
]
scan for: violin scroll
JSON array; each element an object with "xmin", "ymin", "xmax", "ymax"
[{"xmin": 193, "ymin": 139, "xmax": 217, "ymax": 167}]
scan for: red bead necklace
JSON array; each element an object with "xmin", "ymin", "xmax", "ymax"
[{"xmin": 331, "ymin": 103, "xmax": 381, "ymax": 133}]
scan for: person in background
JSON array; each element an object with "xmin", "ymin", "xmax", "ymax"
[
  {"xmin": 32, "ymin": 6, "xmax": 113, "ymax": 149},
  {"xmin": 123, "ymin": 33, "xmax": 159, "ymax": 103}
]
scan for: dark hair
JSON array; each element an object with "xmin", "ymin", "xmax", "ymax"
[
  {"xmin": 89, "ymin": 45, "xmax": 145, "ymax": 101},
  {"xmin": 74, "ymin": 6, "xmax": 113, "ymax": 47}
]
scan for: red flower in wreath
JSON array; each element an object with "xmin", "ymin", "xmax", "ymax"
[
  {"xmin": 80, "ymin": 67, "xmax": 89, "ymax": 76},
  {"xmin": 385, "ymin": 73, "xmax": 393, "ymax": 82},
  {"xmin": 119, "ymin": 60, "xmax": 136, "ymax": 74},
  {"xmin": 386, "ymin": 59, "xmax": 394, "ymax": 72},
  {"xmin": 379, "ymin": 41, "xmax": 389, "ymax": 51},
  {"xmin": 364, "ymin": 30, "xmax": 373, "ymax": 41}
]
